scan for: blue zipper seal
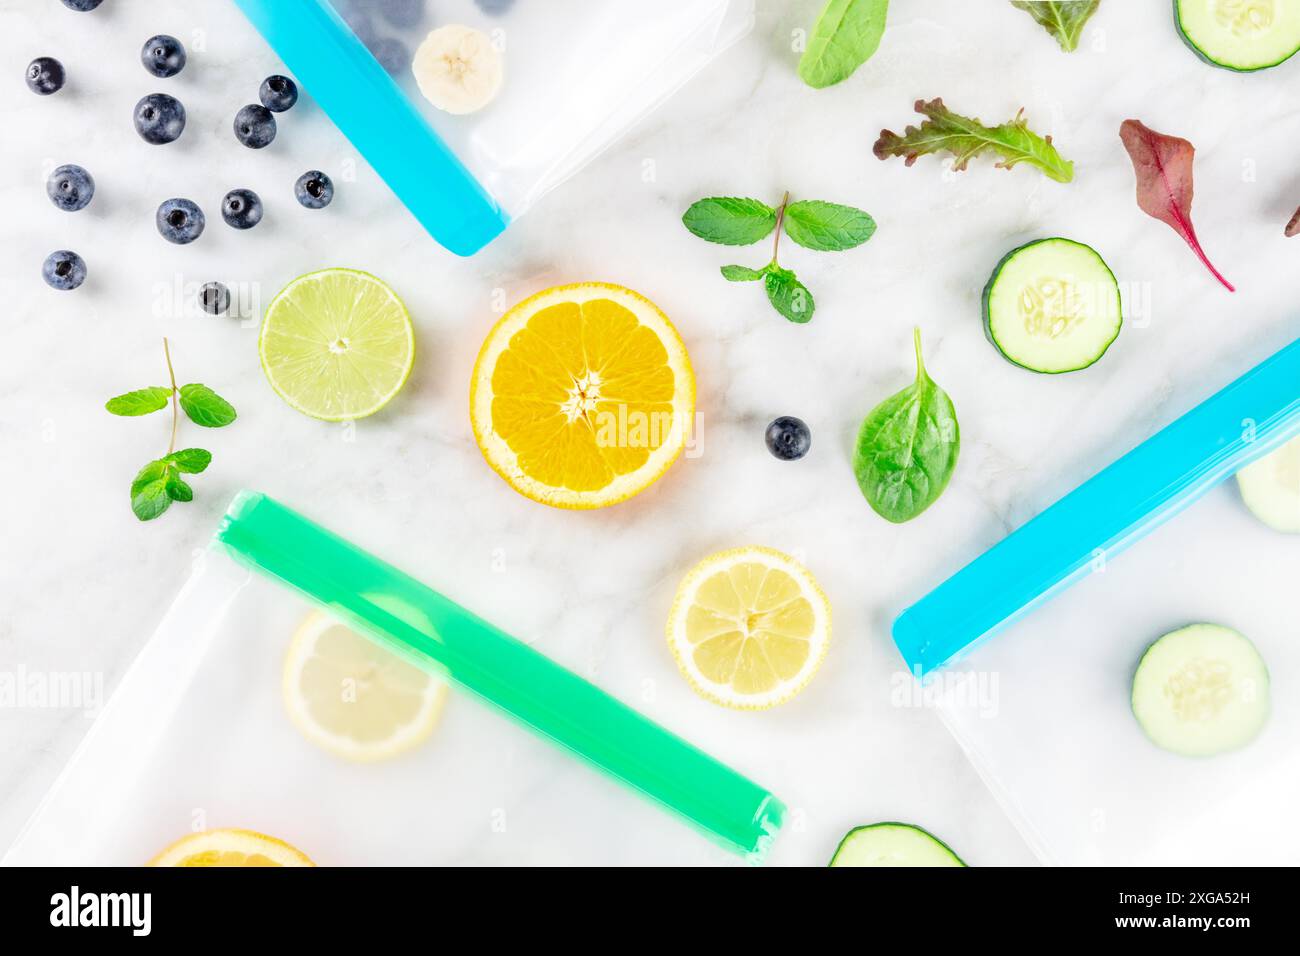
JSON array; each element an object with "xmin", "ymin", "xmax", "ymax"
[
  {"xmin": 234, "ymin": 0, "xmax": 508, "ymax": 256},
  {"xmin": 895, "ymin": 336, "xmax": 1300, "ymax": 677}
]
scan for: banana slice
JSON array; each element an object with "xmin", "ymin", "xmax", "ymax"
[{"xmin": 412, "ymin": 25, "xmax": 503, "ymax": 115}]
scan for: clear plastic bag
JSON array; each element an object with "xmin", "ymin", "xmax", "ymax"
[
  {"xmin": 235, "ymin": 0, "xmax": 754, "ymax": 255},
  {"xmin": 894, "ymin": 337, "xmax": 1300, "ymax": 866},
  {"xmin": 3, "ymin": 494, "xmax": 780, "ymax": 866}
]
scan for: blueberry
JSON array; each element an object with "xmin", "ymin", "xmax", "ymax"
[
  {"xmin": 26, "ymin": 57, "xmax": 65, "ymax": 95},
  {"xmin": 199, "ymin": 282, "xmax": 230, "ymax": 316},
  {"xmin": 475, "ymin": 0, "xmax": 515, "ymax": 14},
  {"xmin": 60, "ymin": 0, "xmax": 103, "ymax": 10},
  {"xmin": 222, "ymin": 188, "xmax": 263, "ymax": 230},
  {"xmin": 233, "ymin": 104, "xmax": 276, "ymax": 149},
  {"xmin": 334, "ymin": 1, "xmax": 376, "ymax": 42},
  {"xmin": 379, "ymin": 0, "xmax": 423, "ymax": 29},
  {"xmin": 259, "ymin": 74, "xmax": 298, "ymax": 112},
  {"xmin": 368, "ymin": 37, "xmax": 410, "ymax": 76},
  {"xmin": 43, "ymin": 250, "xmax": 86, "ymax": 290},
  {"xmin": 46, "ymin": 164, "xmax": 95, "ymax": 212},
  {"xmin": 156, "ymin": 198, "xmax": 205, "ymax": 244},
  {"xmin": 134, "ymin": 93, "xmax": 186, "ymax": 145},
  {"xmin": 294, "ymin": 170, "xmax": 334, "ymax": 209},
  {"xmin": 765, "ymin": 416, "xmax": 811, "ymax": 461},
  {"xmin": 141, "ymin": 35, "xmax": 186, "ymax": 78}
]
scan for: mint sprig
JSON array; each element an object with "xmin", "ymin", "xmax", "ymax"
[
  {"xmin": 106, "ymin": 338, "xmax": 236, "ymax": 522},
  {"xmin": 682, "ymin": 191, "xmax": 875, "ymax": 324}
]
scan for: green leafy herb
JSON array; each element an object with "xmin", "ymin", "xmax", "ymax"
[
  {"xmin": 682, "ymin": 197, "xmax": 777, "ymax": 245},
  {"xmin": 105, "ymin": 387, "xmax": 173, "ymax": 417},
  {"xmin": 166, "ymin": 447, "xmax": 213, "ymax": 473},
  {"xmin": 853, "ymin": 328, "xmax": 960, "ymax": 523},
  {"xmin": 683, "ymin": 191, "xmax": 874, "ymax": 324},
  {"xmin": 720, "ymin": 264, "xmax": 768, "ymax": 282},
  {"xmin": 764, "ymin": 267, "xmax": 815, "ymax": 324},
  {"xmin": 1010, "ymin": 1, "xmax": 1100, "ymax": 52},
  {"xmin": 798, "ymin": 0, "xmax": 890, "ymax": 89},
  {"xmin": 179, "ymin": 383, "xmax": 238, "ymax": 427},
  {"xmin": 783, "ymin": 200, "xmax": 877, "ymax": 251},
  {"xmin": 874, "ymin": 98, "xmax": 1074, "ymax": 183},
  {"xmin": 108, "ymin": 339, "xmax": 235, "ymax": 522}
]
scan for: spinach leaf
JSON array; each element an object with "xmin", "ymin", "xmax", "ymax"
[
  {"xmin": 853, "ymin": 328, "xmax": 959, "ymax": 523},
  {"xmin": 798, "ymin": 0, "xmax": 890, "ymax": 89}
]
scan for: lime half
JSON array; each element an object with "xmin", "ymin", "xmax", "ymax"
[{"xmin": 259, "ymin": 268, "xmax": 415, "ymax": 421}]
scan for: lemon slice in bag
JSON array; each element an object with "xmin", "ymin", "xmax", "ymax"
[
  {"xmin": 148, "ymin": 828, "xmax": 315, "ymax": 867},
  {"xmin": 283, "ymin": 610, "xmax": 448, "ymax": 762}
]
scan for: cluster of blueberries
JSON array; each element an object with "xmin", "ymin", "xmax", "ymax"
[
  {"xmin": 29, "ymin": 1, "xmax": 335, "ymax": 305},
  {"xmin": 335, "ymin": 0, "xmax": 513, "ymax": 75}
]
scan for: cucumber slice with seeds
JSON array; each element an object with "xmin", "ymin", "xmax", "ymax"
[
  {"xmin": 1132, "ymin": 624, "xmax": 1270, "ymax": 757},
  {"xmin": 829, "ymin": 823, "xmax": 967, "ymax": 867},
  {"xmin": 982, "ymin": 238, "xmax": 1122, "ymax": 374},
  {"xmin": 1237, "ymin": 433, "xmax": 1300, "ymax": 532},
  {"xmin": 1175, "ymin": 0, "xmax": 1300, "ymax": 72}
]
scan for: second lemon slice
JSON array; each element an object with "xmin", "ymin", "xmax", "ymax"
[
  {"xmin": 283, "ymin": 610, "xmax": 448, "ymax": 762},
  {"xmin": 667, "ymin": 547, "xmax": 830, "ymax": 709},
  {"xmin": 259, "ymin": 268, "xmax": 415, "ymax": 421},
  {"xmin": 148, "ymin": 828, "xmax": 315, "ymax": 867},
  {"xmin": 470, "ymin": 282, "xmax": 695, "ymax": 509}
]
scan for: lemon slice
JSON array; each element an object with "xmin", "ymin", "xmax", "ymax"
[
  {"xmin": 470, "ymin": 282, "xmax": 695, "ymax": 509},
  {"xmin": 259, "ymin": 268, "xmax": 415, "ymax": 421},
  {"xmin": 147, "ymin": 828, "xmax": 315, "ymax": 867},
  {"xmin": 283, "ymin": 610, "xmax": 448, "ymax": 762},
  {"xmin": 666, "ymin": 547, "xmax": 830, "ymax": 709}
]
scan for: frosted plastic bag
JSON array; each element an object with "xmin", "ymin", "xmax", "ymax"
[
  {"xmin": 3, "ymin": 493, "xmax": 781, "ymax": 866},
  {"xmin": 235, "ymin": 0, "xmax": 754, "ymax": 255},
  {"xmin": 894, "ymin": 337, "xmax": 1300, "ymax": 866}
]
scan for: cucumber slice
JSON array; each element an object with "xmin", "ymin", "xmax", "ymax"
[
  {"xmin": 1237, "ymin": 433, "xmax": 1300, "ymax": 532},
  {"xmin": 1132, "ymin": 624, "xmax": 1270, "ymax": 757},
  {"xmin": 981, "ymin": 238, "xmax": 1122, "ymax": 374},
  {"xmin": 829, "ymin": 823, "xmax": 967, "ymax": 867},
  {"xmin": 1175, "ymin": 0, "xmax": 1300, "ymax": 72}
]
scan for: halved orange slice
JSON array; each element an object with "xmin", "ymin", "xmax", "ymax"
[{"xmin": 470, "ymin": 283, "xmax": 695, "ymax": 509}]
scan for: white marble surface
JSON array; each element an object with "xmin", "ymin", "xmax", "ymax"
[{"xmin": 3, "ymin": 0, "xmax": 1299, "ymax": 866}]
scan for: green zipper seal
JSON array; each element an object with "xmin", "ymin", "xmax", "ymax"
[{"xmin": 216, "ymin": 491, "xmax": 783, "ymax": 861}]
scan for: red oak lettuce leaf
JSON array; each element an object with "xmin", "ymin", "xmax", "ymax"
[{"xmin": 1119, "ymin": 119, "xmax": 1234, "ymax": 292}]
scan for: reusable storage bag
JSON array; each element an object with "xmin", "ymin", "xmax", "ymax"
[
  {"xmin": 234, "ymin": 0, "xmax": 755, "ymax": 255},
  {"xmin": 893, "ymin": 335, "xmax": 1300, "ymax": 866},
  {"xmin": 2, "ymin": 492, "xmax": 783, "ymax": 867}
]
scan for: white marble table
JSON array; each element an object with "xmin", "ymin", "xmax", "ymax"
[{"xmin": 3, "ymin": 0, "xmax": 1297, "ymax": 866}]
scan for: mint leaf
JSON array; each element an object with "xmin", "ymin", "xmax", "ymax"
[
  {"xmin": 106, "ymin": 387, "xmax": 172, "ymax": 417},
  {"xmin": 764, "ymin": 268, "xmax": 815, "ymax": 323},
  {"xmin": 165, "ymin": 475, "xmax": 193, "ymax": 502},
  {"xmin": 166, "ymin": 447, "xmax": 212, "ymax": 474},
  {"xmin": 179, "ymin": 384, "xmax": 237, "ymax": 428},
  {"xmin": 130, "ymin": 460, "xmax": 173, "ymax": 521},
  {"xmin": 682, "ymin": 197, "xmax": 777, "ymax": 246},
  {"xmin": 720, "ymin": 264, "xmax": 768, "ymax": 282},
  {"xmin": 798, "ymin": 0, "xmax": 890, "ymax": 89},
  {"xmin": 783, "ymin": 200, "xmax": 876, "ymax": 251}
]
